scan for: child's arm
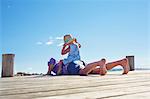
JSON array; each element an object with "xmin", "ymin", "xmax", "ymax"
[{"xmin": 61, "ymin": 43, "xmax": 70, "ymax": 55}]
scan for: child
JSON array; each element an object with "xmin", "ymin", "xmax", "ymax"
[
  {"xmin": 47, "ymin": 34, "xmax": 83, "ymax": 75},
  {"xmin": 61, "ymin": 34, "xmax": 82, "ymax": 66}
]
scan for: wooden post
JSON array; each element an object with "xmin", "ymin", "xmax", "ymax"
[
  {"xmin": 126, "ymin": 56, "xmax": 135, "ymax": 71},
  {"xmin": 2, "ymin": 54, "xmax": 15, "ymax": 77}
]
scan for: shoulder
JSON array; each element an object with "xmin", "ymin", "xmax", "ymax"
[
  {"xmin": 70, "ymin": 43, "xmax": 77, "ymax": 48},
  {"xmin": 71, "ymin": 43, "xmax": 78, "ymax": 47}
]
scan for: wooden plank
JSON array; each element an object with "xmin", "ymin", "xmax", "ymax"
[
  {"xmin": 0, "ymin": 70, "xmax": 149, "ymax": 99},
  {"xmin": 0, "ymin": 77, "xmax": 149, "ymax": 95},
  {"xmin": 0, "ymin": 71, "xmax": 149, "ymax": 89},
  {"xmin": 0, "ymin": 74, "xmax": 149, "ymax": 90},
  {"xmin": 37, "ymin": 87, "xmax": 150, "ymax": 99},
  {"xmin": 0, "ymin": 72, "xmax": 149, "ymax": 91},
  {"xmin": 105, "ymin": 92, "xmax": 150, "ymax": 99},
  {"xmin": 1, "ymin": 82, "xmax": 150, "ymax": 99}
]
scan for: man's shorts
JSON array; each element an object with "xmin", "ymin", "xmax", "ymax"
[
  {"xmin": 67, "ymin": 62, "xmax": 80, "ymax": 75},
  {"xmin": 67, "ymin": 61, "xmax": 85, "ymax": 75}
]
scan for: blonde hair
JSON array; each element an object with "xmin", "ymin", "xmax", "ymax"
[
  {"xmin": 64, "ymin": 34, "xmax": 74, "ymax": 44},
  {"xmin": 64, "ymin": 34, "xmax": 81, "ymax": 48}
]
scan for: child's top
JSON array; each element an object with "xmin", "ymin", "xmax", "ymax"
[{"xmin": 63, "ymin": 43, "xmax": 80, "ymax": 65}]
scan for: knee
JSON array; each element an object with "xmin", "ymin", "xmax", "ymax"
[{"xmin": 101, "ymin": 58, "xmax": 106, "ymax": 63}]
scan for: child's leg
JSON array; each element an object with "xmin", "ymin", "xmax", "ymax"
[
  {"xmin": 79, "ymin": 59, "xmax": 106, "ymax": 76},
  {"xmin": 105, "ymin": 58, "xmax": 129, "ymax": 74}
]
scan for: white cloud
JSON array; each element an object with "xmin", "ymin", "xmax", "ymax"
[
  {"xmin": 56, "ymin": 36, "xmax": 63, "ymax": 47},
  {"xmin": 46, "ymin": 40, "xmax": 53, "ymax": 45},
  {"xmin": 57, "ymin": 42, "xmax": 64, "ymax": 47},
  {"xmin": 36, "ymin": 36, "xmax": 63, "ymax": 46},
  {"xmin": 56, "ymin": 36, "xmax": 63, "ymax": 40},
  {"xmin": 36, "ymin": 42, "xmax": 43, "ymax": 45},
  {"xmin": 46, "ymin": 36, "xmax": 54, "ymax": 45}
]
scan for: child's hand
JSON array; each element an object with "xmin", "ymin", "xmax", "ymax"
[
  {"xmin": 74, "ymin": 38, "xmax": 78, "ymax": 43},
  {"xmin": 74, "ymin": 38, "xmax": 81, "ymax": 48},
  {"xmin": 78, "ymin": 43, "xmax": 81, "ymax": 48}
]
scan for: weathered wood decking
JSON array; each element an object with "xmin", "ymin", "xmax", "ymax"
[{"xmin": 0, "ymin": 70, "xmax": 150, "ymax": 99}]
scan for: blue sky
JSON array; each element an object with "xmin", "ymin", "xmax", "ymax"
[{"xmin": 1, "ymin": 0, "xmax": 150, "ymax": 74}]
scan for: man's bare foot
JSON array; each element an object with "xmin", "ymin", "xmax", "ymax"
[{"xmin": 121, "ymin": 58, "xmax": 129, "ymax": 74}]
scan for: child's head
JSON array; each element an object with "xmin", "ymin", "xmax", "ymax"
[{"xmin": 64, "ymin": 34, "xmax": 75, "ymax": 45}]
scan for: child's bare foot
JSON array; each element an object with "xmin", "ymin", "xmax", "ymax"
[{"xmin": 121, "ymin": 58, "xmax": 129, "ymax": 74}]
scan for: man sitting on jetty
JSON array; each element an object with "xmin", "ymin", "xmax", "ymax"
[{"xmin": 47, "ymin": 34, "xmax": 129, "ymax": 76}]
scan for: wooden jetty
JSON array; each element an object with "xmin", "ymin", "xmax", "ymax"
[{"xmin": 0, "ymin": 70, "xmax": 150, "ymax": 99}]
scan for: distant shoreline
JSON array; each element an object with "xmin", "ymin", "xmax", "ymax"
[{"xmin": 110, "ymin": 68, "xmax": 150, "ymax": 71}]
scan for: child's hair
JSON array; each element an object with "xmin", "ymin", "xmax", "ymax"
[
  {"xmin": 63, "ymin": 34, "xmax": 73, "ymax": 44},
  {"xmin": 64, "ymin": 34, "xmax": 81, "ymax": 48}
]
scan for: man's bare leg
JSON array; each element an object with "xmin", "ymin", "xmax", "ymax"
[
  {"xmin": 91, "ymin": 66, "xmax": 107, "ymax": 75},
  {"xmin": 106, "ymin": 58, "xmax": 129, "ymax": 74},
  {"xmin": 79, "ymin": 59, "xmax": 106, "ymax": 76}
]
